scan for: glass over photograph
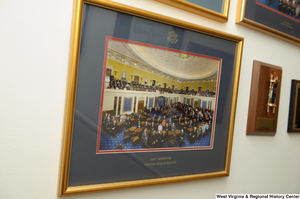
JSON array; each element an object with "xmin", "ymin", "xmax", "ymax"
[
  {"xmin": 184, "ymin": 0, "xmax": 225, "ymax": 14},
  {"xmin": 58, "ymin": 1, "xmax": 243, "ymax": 195},
  {"xmin": 97, "ymin": 37, "xmax": 221, "ymax": 153}
]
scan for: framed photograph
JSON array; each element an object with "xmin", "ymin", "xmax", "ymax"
[
  {"xmin": 58, "ymin": 0, "xmax": 243, "ymax": 196},
  {"xmin": 155, "ymin": 0, "xmax": 230, "ymax": 22},
  {"xmin": 236, "ymin": 0, "xmax": 300, "ymax": 46},
  {"xmin": 288, "ymin": 80, "xmax": 300, "ymax": 132}
]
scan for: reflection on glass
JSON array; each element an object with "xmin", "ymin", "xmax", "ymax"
[{"xmin": 185, "ymin": 0, "xmax": 224, "ymax": 14}]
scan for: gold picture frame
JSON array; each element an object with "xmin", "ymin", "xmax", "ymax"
[
  {"xmin": 58, "ymin": 0, "xmax": 243, "ymax": 196},
  {"xmin": 155, "ymin": 0, "xmax": 231, "ymax": 22},
  {"xmin": 236, "ymin": 0, "xmax": 300, "ymax": 46}
]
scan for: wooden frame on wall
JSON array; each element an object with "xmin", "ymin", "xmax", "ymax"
[
  {"xmin": 58, "ymin": 0, "xmax": 243, "ymax": 196},
  {"xmin": 246, "ymin": 60, "xmax": 282, "ymax": 136}
]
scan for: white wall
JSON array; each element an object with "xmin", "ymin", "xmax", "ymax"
[{"xmin": 1, "ymin": 0, "xmax": 300, "ymax": 199}]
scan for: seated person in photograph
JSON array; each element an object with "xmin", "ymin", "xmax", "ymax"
[
  {"xmin": 142, "ymin": 113, "xmax": 147, "ymax": 121},
  {"xmin": 110, "ymin": 120, "xmax": 118, "ymax": 137},
  {"xmin": 131, "ymin": 112, "xmax": 137, "ymax": 119},
  {"xmin": 162, "ymin": 123, "xmax": 166, "ymax": 131},
  {"xmin": 282, "ymin": 1, "xmax": 288, "ymax": 14},
  {"xmin": 126, "ymin": 82, "xmax": 130, "ymax": 90},
  {"xmin": 144, "ymin": 122, "xmax": 149, "ymax": 130},
  {"xmin": 296, "ymin": 6, "xmax": 300, "ymax": 19},
  {"xmin": 278, "ymin": 0, "xmax": 283, "ymax": 11},
  {"xmin": 143, "ymin": 106, "xmax": 149, "ymax": 113},
  {"xmin": 151, "ymin": 115, "xmax": 156, "ymax": 124},
  {"xmin": 199, "ymin": 111, "xmax": 203, "ymax": 121},
  {"xmin": 158, "ymin": 115, "xmax": 162, "ymax": 121},
  {"xmin": 208, "ymin": 120, "xmax": 212, "ymax": 132},
  {"xmin": 184, "ymin": 116, "xmax": 188, "ymax": 123},
  {"xmin": 156, "ymin": 130, "xmax": 161, "ymax": 147},
  {"xmin": 143, "ymin": 109, "xmax": 148, "ymax": 115},
  {"xmin": 104, "ymin": 115, "xmax": 112, "ymax": 130},
  {"xmin": 185, "ymin": 110, "xmax": 188, "ymax": 116},
  {"xmin": 188, "ymin": 120, "xmax": 193, "ymax": 128},
  {"xmin": 157, "ymin": 118, "xmax": 161, "ymax": 125},
  {"xmin": 183, "ymin": 121, "xmax": 189, "ymax": 131},
  {"xmin": 141, "ymin": 128, "xmax": 149, "ymax": 148},
  {"xmin": 165, "ymin": 123, "xmax": 169, "ymax": 131},
  {"xmin": 189, "ymin": 126, "xmax": 197, "ymax": 143},
  {"xmin": 192, "ymin": 110, "xmax": 197, "ymax": 118},
  {"xmin": 119, "ymin": 114, "xmax": 125, "ymax": 124},
  {"xmin": 159, "ymin": 130, "xmax": 167, "ymax": 148},
  {"xmin": 162, "ymin": 115, "xmax": 166, "ymax": 124},
  {"xmin": 202, "ymin": 124, "xmax": 206, "ymax": 137},
  {"xmin": 193, "ymin": 119, "xmax": 197, "ymax": 126},
  {"xmin": 291, "ymin": 4, "xmax": 296, "ymax": 16},
  {"xmin": 102, "ymin": 113, "xmax": 108, "ymax": 124},
  {"xmin": 196, "ymin": 116, "xmax": 200, "ymax": 124},
  {"xmin": 178, "ymin": 116, "xmax": 182, "ymax": 125},
  {"xmin": 187, "ymin": 125, "xmax": 193, "ymax": 138},
  {"xmin": 205, "ymin": 122, "xmax": 210, "ymax": 134},
  {"xmin": 105, "ymin": 114, "xmax": 111, "ymax": 123},
  {"xmin": 113, "ymin": 82, "xmax": 118, "ymax": 89},
  {"xmin": 137, "ymin": 114, "xmax": 142, "ymax": 124},
  {"xmin": 151, "ymin": 122, "xmax": 156, "ymax": 131},
  {"xmin": 286, "ymin": 3, "xmax": 292, "ymax": 15},
  {"xmin": 158, "ymin": 123, "xmax": 163, "ymax": 133},
  {"xmin": 197, "ymin": 126, "xmax": 202, "ymax": 139},
  {"xmin": 207, "ymin": 112, "xmax": 212, "ymax": 121},
  {"xmin": 178, "ymin": 129, "xmax": 185, "ymax": 147},
  {"xmin": 171, "ymin": 123, "xmax": 176, "ymax": 133},
  {"xmin": 162, "ymin": 115, "xmax": 166, "ymax": 125},
  {"xmin": 124, "ymin": 116, "xmax": 131, "ymax": 129},
  {"xmin": 150, "ymin": 130, "xmax": 157, "ymax": 148},
  {"xmin": 137, "ymin": 121, "xmax": 141, "ymax": 129}
]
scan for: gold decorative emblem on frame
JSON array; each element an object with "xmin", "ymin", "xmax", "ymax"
[
  {"xmin": 178, "ymin": 53, "xmax": 191, "ymax": 60},
  {"xmin": 167, "ymin": 30, "xmax": 178, "ymax": 44}
]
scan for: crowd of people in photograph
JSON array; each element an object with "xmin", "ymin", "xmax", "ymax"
[
  {"xmin": 106, "ymin": 76, "xmax": 216, "ymax": 97},
  {"xmin": 100, "ymin": 102, "xmax": 213, "ymax": 150},
  {"xmin": 266, "ymin": 0, "xmax": 300, "ymax": 19}
]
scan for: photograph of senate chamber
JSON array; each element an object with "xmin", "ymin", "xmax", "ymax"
[{"xmin": 97, "ymin": 37, "xmax": 221, "ymax": 153}]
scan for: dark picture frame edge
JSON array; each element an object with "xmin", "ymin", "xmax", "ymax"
[
  {"xmin": 58, "ymin": 0, "xmax": 244, "ymax": 196},
  {"xmin": 288, "ymin": 80, "xmax": 300, "ymax": 133}
]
